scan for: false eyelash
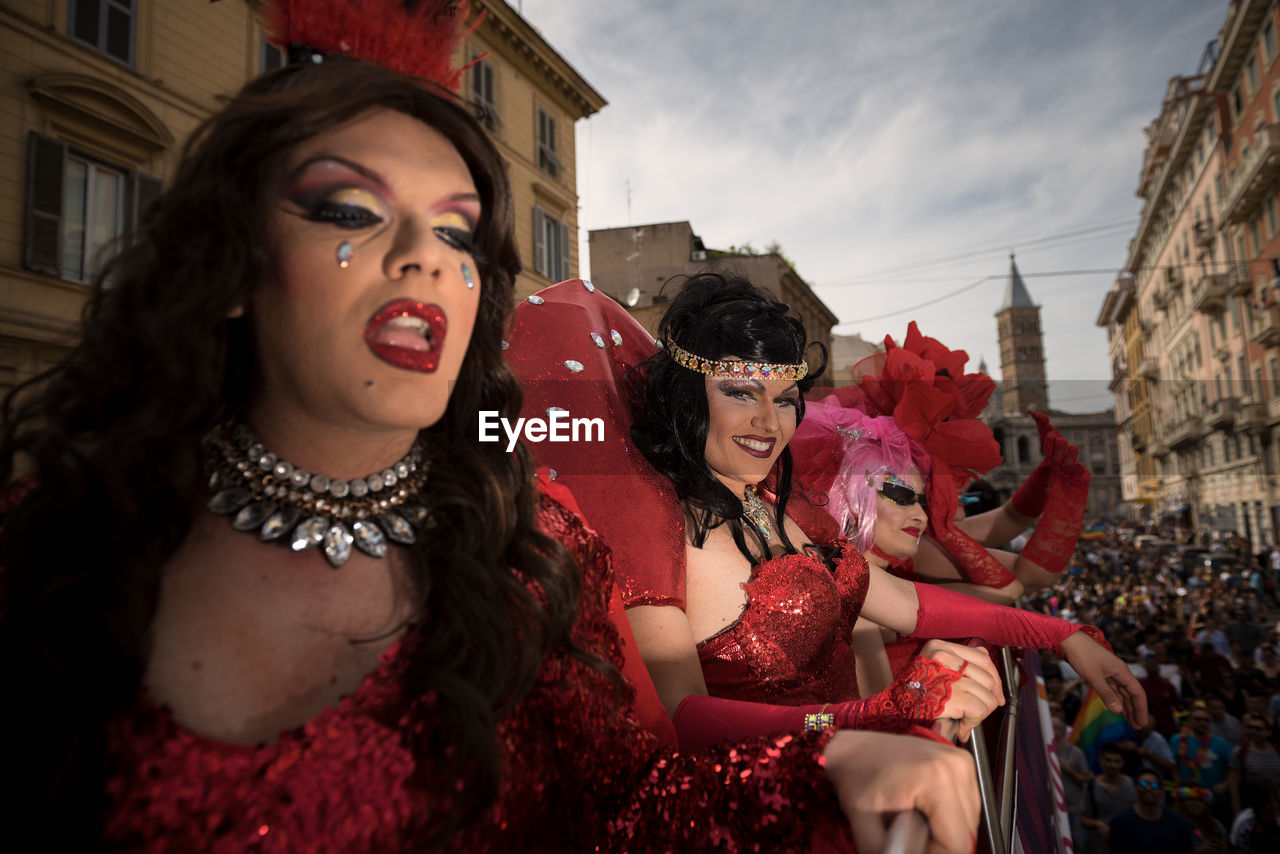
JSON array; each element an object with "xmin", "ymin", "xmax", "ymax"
[{"xmin": 305, "ymin": 201, "xmax": 383, "ymax": 229}]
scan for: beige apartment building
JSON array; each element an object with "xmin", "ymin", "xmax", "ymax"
[
  {"xmin": 0, "ymin": 0, "xmax": 602, "ymax": 398},
  {"xmin": 588, "ymin": 220, "xmax": 839, "ymax": 374},
  {"xmin": 1101, "ymin": 0, "xmax": 1280, "ymax": 544}
]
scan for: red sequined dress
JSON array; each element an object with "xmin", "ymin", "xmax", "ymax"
[
  {"xmin": 695, "ymin": 538, "xmax": 867, "ymax": 705},
  {"xmin": 103, "ymin": 493, "xmax": 854, "ymax": 852}
]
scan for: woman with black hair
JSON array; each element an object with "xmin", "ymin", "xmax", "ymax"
[
  {"xmin": 1, "ymin": 3, "xmax": 986, "ymax": 851},
  {"xmin": 510, "ymin": 272, "xmax": 1144, "ymax": 756}
]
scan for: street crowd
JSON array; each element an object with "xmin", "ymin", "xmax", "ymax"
[{"xmin": 1026, "ymin": 525, "xmax": 1280, "ymax": 853}]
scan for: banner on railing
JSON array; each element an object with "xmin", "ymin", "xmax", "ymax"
[{"xmin": 1011, "ymin": 653, "xmax": 1071, "ymax": 854}]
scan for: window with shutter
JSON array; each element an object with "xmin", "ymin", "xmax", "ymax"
[
  {"xmin": 24, "ymin": 131, "xmax": 160, "ymax": 283},
  {"xmin": 557, "ymin": 220, "xmax": 571, "ymax": 281},
  {"xmin": 533, "ymin": 206, "xmax": 547, "ymax": 278},
  {"xmin": 537, "ymin": 108, "xmax": 560, "ymax": 178},
  {"xmin": 469, "ymin": 55, "xmax": 498, "ymax": 131},
  {"xmin": 69, "ymin": 0, "xmax": 136, "ymax": 66},
  {"xmin": 25, "ymin": 133, "xmax": 66, "ymax": 277}
]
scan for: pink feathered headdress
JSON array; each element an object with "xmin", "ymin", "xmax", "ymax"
[{"xmin": 791, "ymin": 394, "xmax": 930, "ymax": 552}]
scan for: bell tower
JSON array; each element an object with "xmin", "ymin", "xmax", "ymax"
[{"xmin": 995, "ymin": 254, "xmax": 1048, "ymax": 414}]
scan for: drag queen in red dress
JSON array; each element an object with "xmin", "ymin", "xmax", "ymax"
[
  {"xmin": 507, "ymin": 274, "xmax": 1145, "ymax": 755},
  {"xmin": 0, "ymin": 3, "xmax": 984, "ymax": 851},
  {"xmin": 814, "ymin": 323, "xmax": 1095, "ymax": 605}
]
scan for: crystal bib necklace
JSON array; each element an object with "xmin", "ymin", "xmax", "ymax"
[{"xmin": 204, "ymin": 423, "xmax": 430, "ymax": 568}]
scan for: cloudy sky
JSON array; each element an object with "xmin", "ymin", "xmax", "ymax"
[{"xmin": 518, "ymin": 0, "xmax": 1227, "ymax": 412}]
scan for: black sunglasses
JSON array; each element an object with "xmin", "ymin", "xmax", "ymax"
[{"xmin": 878, "ymin": 481, "xmax": 927, "ymax": 509}]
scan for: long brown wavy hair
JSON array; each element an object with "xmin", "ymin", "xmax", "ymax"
[{"xmin": 0, "ymin": 60, "xmax": 595, "ymax": 846}]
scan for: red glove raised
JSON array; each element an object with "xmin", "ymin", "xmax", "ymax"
[
  {"xmin": 671, "ymin": 657, "xmax": 962, "ymax": 752},
  {"xmin": 926, "ymin": 469, "xmax": 1017, "ymax": 588},
  {"xmin": 1020, "ymin": 448, "xmax": 1091, "ymax": 575},
  {"xmin": 1011, "ymin": 411, "xmax": 1088, "ymax": 521},
  {"xmin": 908, "ymin": 579, "xmax": 1110, "ymax": 656}
]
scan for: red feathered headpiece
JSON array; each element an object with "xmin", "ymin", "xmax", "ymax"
[
  {"xmin": 257, "ymin": 0, "xmax": 482, "ymax": 92},
  {"xmin": 831, "ymin": 321, "xmax": 1001, "ymax": 483}
]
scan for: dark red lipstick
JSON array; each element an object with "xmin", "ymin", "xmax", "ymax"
[
  {"xmin": 732, "ymin": 435, "xmax": 777, "ymax": 459},
  {"xmin": 364, "ymin": 299, "xmax": 447, "ymax": 373}
]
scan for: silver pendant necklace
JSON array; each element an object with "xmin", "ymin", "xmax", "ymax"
[
  {"xmin": 204, "ymin": 423, "xmax": 430, "ymax": 568},
  {"xmin": 741, "ymin": 484, "xmax": 774, "ymax": 541}
]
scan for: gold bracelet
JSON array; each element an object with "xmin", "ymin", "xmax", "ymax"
[{"xmin": 804, "ymin": 703, "xmax": 836, "ymax": 732}]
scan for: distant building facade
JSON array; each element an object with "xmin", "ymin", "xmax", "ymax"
[
  {"xmin": 1099, "ymin": 0, "xmax": 1280, "ymax": 546},
  {"xmin": 995, "ymin": 256, "xmax": 1049, "ymax": 414},
  {"xmin": 588, "ymin": 220, "xmax": 839, "ymax": 374},
  {"xmin": 985, "ymin": 262, "xmax": 1122, "ymax": 518},
  {"xmin": 0, "ymin": 0, "xmax": 601, "ymax": 399}
]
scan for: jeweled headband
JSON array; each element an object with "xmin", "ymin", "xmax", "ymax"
[{"xmin": 664, "ymin": 340, "xmax": 808, "ymax": 380}]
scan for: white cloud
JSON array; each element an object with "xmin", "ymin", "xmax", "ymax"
[{"xmin": 522, "ymin": 0, "xmax": 1226, "ymax": 405}]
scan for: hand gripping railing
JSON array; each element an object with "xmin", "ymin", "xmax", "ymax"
[{"xmin": 885, "ymin": 643, "xmax": 1024, "ymax": 854}]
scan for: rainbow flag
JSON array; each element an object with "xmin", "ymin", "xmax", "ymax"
[
  {"xmin": 1068, "ymin": 687, "xmax": 1135, "ymax": 773},
  {"xmin": 1079, "ymin": 523, "xmax": 1105, "ymax": 541}
]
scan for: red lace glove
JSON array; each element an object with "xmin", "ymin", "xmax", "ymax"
[
  {"xmin": 1010, "ymin": 411, "xmax": 1086, "ymax": 519},
  {"xmin": 671, "ymin": 657, "xmax": 962, "ymax": 752},
  {"xmin": 926, "ymin": 468, "xmax": 1017, "ymax": 588},
  {"xmin": 1019, "ymin": 444, "xmax": 1091, "ymax": 575},
  {"xmin": 908, "ymin": 580, "xmax": 1110, "ymax": 656}
]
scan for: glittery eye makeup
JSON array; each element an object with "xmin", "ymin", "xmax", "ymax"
[
  {"xmin": 282, "ymin": 158, "xmax": 394, "ymax": 230},
  {"xmin": 430, "ymin": 208, "xmax": 478, "ymax": 254}
]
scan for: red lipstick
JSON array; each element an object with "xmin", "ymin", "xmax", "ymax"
[
  {"xmin": 364, "ymin": 299, "xmax": 447, "ymax": 373},
  {"xmin": 732, "ymin": 435, "xmax": 777, "ymax": 459},
  {"xmin": 902, "ymin": 526, "xmax": 922, "ymax": 537}
]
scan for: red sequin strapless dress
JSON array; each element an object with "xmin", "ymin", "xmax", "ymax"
[
  {"xmin": 102, "ymin": 496, "xmax": 854, "ymax": 852},
  {"xmin": 698, "ymin": 539, "xmax": 870, "ymax": 705}
]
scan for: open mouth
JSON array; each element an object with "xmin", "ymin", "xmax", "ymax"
[
  {"xmin": 364, "ymin": 299, "xmax": 448, "ymax": 373},
  {"xmin": 732, "ymin": 435, "xmax": 776, "ymax": 459}
]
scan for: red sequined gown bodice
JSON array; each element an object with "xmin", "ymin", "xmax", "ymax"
[
  {"xmin": 103, "ymin": 496, "xmax": 850, "ymax": 852},
  {"xmin": 698, "ymin": 539, "xmax": 870, "ymax": 705}
]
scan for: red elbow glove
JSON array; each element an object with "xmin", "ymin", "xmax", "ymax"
[
  {"xmin": 926, "ymin": 469, "xmax": 1017, "ymax": 589},
  {"xmin": 1020, "ymin": 456, "xmax": 1091, "ymax": 575},
  {"xmin": 671, "ymin": 657, "xmax": 962, "ymax": 752},
  {"xmin": 908, "ymin": 580, "xmax": 1110, "ymax": 657}
]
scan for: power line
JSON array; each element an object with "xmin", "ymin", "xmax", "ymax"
[
  {"xmin": 836, "ymin": 276, "xmax": 996, "ymax": 325},
  {"xmin": 813, "ymin": 219, "xmax": 1137, "ymax": 286}
]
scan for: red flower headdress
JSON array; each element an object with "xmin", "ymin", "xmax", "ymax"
[
  {"xmin": 831, "ymin": 321, "xmax": 1001, "ymax": 484},
  {"xmin": 217, "ymin": 0, "xmax": 482, "ymax": 92}
]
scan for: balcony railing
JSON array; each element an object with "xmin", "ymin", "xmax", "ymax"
[
  {"xmin": 1168, "ymin": 415, "xmax": 1203, "ymax": 449},
  {"xmin": 1138, "ymin": 353, "xmax": 1160, "ymax": 379},
  {"xmin": 1222, "ymin": 123, "xmax": 1280, "ymax": 224},
  {"xmin": 1191, "ymin": 272, "xmax": 1229, "ymax": 314},
  {"xmin": 1207, "ymin": 396, "xmax": 1239, "ymax": 428},
  {"xmin": 1228, "ymin": 263, "xmax": 1253, "ymax": 297},
  {"xmin": 1254, "ymin": 304, "xmax": 1280, "ymax": 347},
  {"xmin": 1240, "ymin": 401, "xmax": 1268, "ymax": 434}
]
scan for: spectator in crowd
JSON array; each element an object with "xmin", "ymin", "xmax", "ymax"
[
  {"xmin": 1107, "ymin": 770, "xmax": 1194, "ymax": 853},
  {"xmin": 1169, "ymin": 785, "xmax": 1227, "ymax": 854},
  {"xmin": 1192, "ymin": 642, "xmax": 1236, "ymax": 697},
  {"xmin": 1082, "ymin": 742, "xmax": 1137, "ymax": 854},
  {"xmin": 1118, "ymin": 718, "xmax": 1176, "ymax": 781},
  {"xmin": 1141, "ymin": 654, "xmax": 1187, "ymax": 737},
  {"xmin": 1208, "ymin": 693, "xmax": 1244, "ymax": 749},
  {"xmin": 1229, "ymin": 779, "xmax": 1280, "ymax": 853},
  {"xmin": 1172, "ymin": 703, "xmax": 1235, "ymax": 826},
  {"xmin": 1230, "ymin": 714, "xmax": 1280, "ymax": 817}
]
